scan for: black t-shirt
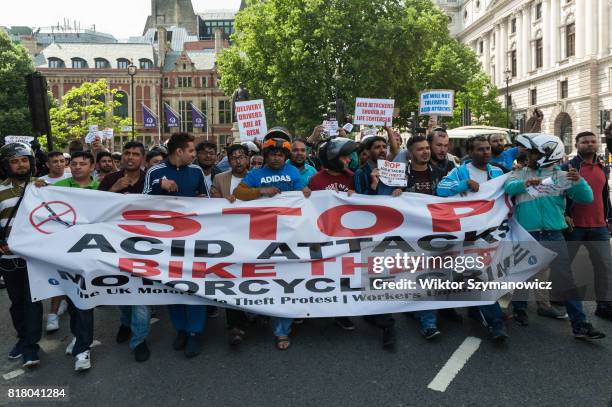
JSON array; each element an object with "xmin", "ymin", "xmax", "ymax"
[{"xmin": 412, "ymin": 168, "xmax": 433, "ymax": 195}]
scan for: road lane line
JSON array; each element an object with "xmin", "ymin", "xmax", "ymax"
[
  {"xmin": 427, "ymin": 336, "xmax": 482, "ymax": 392},
  {"xmin": 3, "ymin": 370, "xmax": 24, "ymax": 381}
]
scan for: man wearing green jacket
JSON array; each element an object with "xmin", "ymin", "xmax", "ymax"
[{"xmin": 504, "ymin": 133, "xmax": 605, "ymax": 339}]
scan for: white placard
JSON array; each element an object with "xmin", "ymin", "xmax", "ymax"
[
  {"xmin": 323, "ymin": 120, "xmax": 339, "ymax": 137},
  {"xmin": 419, "ymin": 90, "xmax": 455, "ymax": 117},
  {"xmin": 4, "ymin": 135, "xmax": 34, "ymax": 145},
  {"xmin": 102, "ymin": 128, "xmax": 114, "ymax": 140},
  {"xmin": 377, "ymin": 159, "xmax": 407, "ymax": 187},
  {"xmin": 235, "ymin": 99, "xmax": 267, "ymax": 141},
  {"xmin": 354, "ymin": 98, "xmax": 395, "ymax": 126}
]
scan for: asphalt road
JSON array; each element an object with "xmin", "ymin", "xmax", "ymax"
[{"xmin": 1, "ymin": 262, "xmax": 611, "ymax": 406}]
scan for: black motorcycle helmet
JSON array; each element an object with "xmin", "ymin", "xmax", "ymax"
[
  {"xmin": 0, "ymin": 142, "xmax": 35, "ymax": 177},
  {"xmin": 319, "ymin": 137, "xmax": 358, "ymax": 172}
]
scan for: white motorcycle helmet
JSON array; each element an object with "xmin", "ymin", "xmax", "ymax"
[{"xmin": 515, "ymin": 133, "xmax": 565, "ymax": 168}]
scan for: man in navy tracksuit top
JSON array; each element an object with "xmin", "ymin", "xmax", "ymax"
[{"xmin": 143, "ymin": 132, "xmax": 209, "ymax": 358}]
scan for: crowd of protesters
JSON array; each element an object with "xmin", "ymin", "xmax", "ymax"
[{"xmin": 0, "ymin": 121, "xmax": 611, "ymax": 371}]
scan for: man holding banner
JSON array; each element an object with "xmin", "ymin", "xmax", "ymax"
[{"xmin": 143, "ymin": 133, "xmax": 209, "ymax": 358}]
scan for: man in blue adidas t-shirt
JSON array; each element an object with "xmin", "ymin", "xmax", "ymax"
[{"xmin": 235, "ymin": 128, "xmax": 310, "ymax": 351}]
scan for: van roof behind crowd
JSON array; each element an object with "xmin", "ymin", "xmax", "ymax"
[{"xmin": 447, "ymin": 126, "xmax": 519, "ymax": 141}]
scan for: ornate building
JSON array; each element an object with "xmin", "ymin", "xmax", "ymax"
[{"xmin": 436, "ymin": 0, "xmax": 612, "ymax": 154}]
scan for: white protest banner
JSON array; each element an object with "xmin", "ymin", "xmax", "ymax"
[
  {"xmin": 102, "ymin": 128, "xmax": 114, "ymax": 140},
  {"xmin": 377, "ymin": 160, "xmax": 407, "ymax": 187},
  {"xmin": 354, "ymin": 98, "xmax": 394, "ymax": 126},
  {"xmin": 10, "ymin": 176, "xmax": 555, "ymax": 317},
  {"xmin": 235, "ymin": 99, "xmax": 267, "ymax": 141},
  {"xmin": 342, "ymin": 123, "xmax": 354, "ymax": 133},
  {"xmin": 85, "ymin": 125, "xmax": 99, "ymax": 144},
  {"xmin": 4, "ymin": 135, "xmax": 34, "ymax": 145},
  {"xmin": 323, "ymin": 120, "xmax": 339, "ymax": 137},
  {"xmin": 419, "ymin": 90, "xmax": 455, "ymax": 116}
]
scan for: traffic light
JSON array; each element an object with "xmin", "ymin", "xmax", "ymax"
[{"xmin": 407, "ymin": 112, "xmax": 417, "ymax": 134}]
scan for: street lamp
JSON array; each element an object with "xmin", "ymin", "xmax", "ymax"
[
  {"xmin": 504, "ymin": 67, "xmax": 512, "ymax": 129},
  {"xmin": 127, "ymin": 61, "xmax": 137, "ymax": 140}
]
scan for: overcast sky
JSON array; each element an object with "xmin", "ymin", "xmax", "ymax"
[{"xmin": 1, "ymin": 0, "xmax": 242, "ymax": 39}]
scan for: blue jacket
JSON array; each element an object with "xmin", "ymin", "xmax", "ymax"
[
  {"xmin": 143, "ymin": 159, "xmax": 209, "ymax": 197},
  {"xmin": 436, "ymin": 161, "xmax": 505, "ymax": 197}
]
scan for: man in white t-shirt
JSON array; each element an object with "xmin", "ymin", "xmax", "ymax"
[{"xmin": 39, "ymin": 151, "xmax": 71, "ymax": 184}]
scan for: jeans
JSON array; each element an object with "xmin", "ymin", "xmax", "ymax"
[
  {"xmin": 414, "ymin": 310, "xmax": 437, "ymax": 330},
  {"xmin": 468, "ymin": 302, "xmax": 504, "ymax": 326},
  {"xmin": 566, "ymin": 226, "xmax": 612, "ymax": 307},
  {"xmin": 512, "ymin": 230, "xmax": 586, "ymax": 326},
  {"xmin": 167, "ymin": 305, "xmax": 206, "ymax": 334},
  {"xmin": 67, "ymin": 298, "xmax": 94, "ymax": 356},
  {"xmin": 271, "ymin": 317, "xmax": 292, "ymax": 337},
  {"xmin": 1, "ymin": 259, "xmax": 42, "ymax": 358},
  {"xmin": 120, "ymin": 305, "xmax": 151, "ymax": 349}
]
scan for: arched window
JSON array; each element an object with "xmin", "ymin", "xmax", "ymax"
[
  {"xmin": 94, "ymin": 58, "xmax": 110, "ymax": 69},
  {"xmin": 48, "ymin": 57, "xmax": 65, "ymax": 68},
  {"xmin": 139, "ymin": 58, "xmax": 154, "ymax": 69},
  {"xmin": 114, "ymin": 91, "xmax": 128, "ymax": 118},
  {"xmin": 117, "ymin": 58, "xmax": 130, "ymax": 69},
  {"xmin": 71, "ymin": 57, "xmax": 88, "ymax": 69}
]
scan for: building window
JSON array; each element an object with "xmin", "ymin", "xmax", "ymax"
[
  {"xmin": 114, "ymin": 91, "xmax": 128, "ymax": 118},
  {"xmin": 566, "ymin": 23, "xmax": 575, "ymax": 57},
  {"xmin": 71, "ymin": 58, "xmax": 88, "ymax": 69},
  {"xmin": 117, "ymin": 58, "xmax": 130, "ymax": 69},
  {"xmin": 48, "ymin": 57, "xmax": 65, "ymax": 68},
  {"xmin": 179, "ymin": 100, "xmax": 193, "ymax": 132},
  {"xmin": 511, "ymin": 18, "xmax": 517, "ymax": 34},
  {"xmin": 163, "ymin": 77, "xmax": 170, "ymax": 88},
  {"xmin": 139, "ymin": 58, "xmax": 153, "ymax": 69},
  {"xmin": 94, "ymin": 58, "xmax": 110, "ymax": 69},
  {"xmin": 198, "ymin": 18, "xmax": 235, "ymax": 40},
  {"xmin": 218, "ymin": 99, "xmax": 231, "ymax": 124},
  {"xmin": 491, "ymin": 65, "xmax": 495, "ymax": 81},
  {"xmin": 178, "ymin": 77, "xmax": 192, "ymax": 88},
  {"xmin": 202, "ymin": 77, "xmax": 209, "ymax": 88},
  {"xmin": 479, "ymin": 41, "xmax": 484, "ymax": 54},
  {"xmin": 535, "ymin": 3, "xmax": 542, "ymax": 20},
  {"xmin": 560, "ymin": 80, "xmax": 568, "ymax": 99},
  {"xmin": 511, "ymin": 50, "xmax": 517, "ymax": 77},
  {"xmin": 530, "ymin": 88, "xmax": 537, "ymax": 105},
  {"xmin": 464, "ymin": 10, "xmax": 468, "ymax": 20},
  {"xmin": 535, "ymin": 39, "xmax": 543, "ymax": 68}
]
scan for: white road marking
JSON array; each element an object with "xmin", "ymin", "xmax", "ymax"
[
  {"xmin": 38, "ymin": 338, "xmax": 61, "ymax": 353},
  {"xmin": 3, "ymin": 369, "xmax": 24, "ymax": 380},
  {"xmin": 150, "ymin": 318, "xmax": 160, "ymax": 325},
  {"xmin": 427, "ymin": 336, "xmax": 482, "ymax": 392},
  {"xmin": 91, "ymin": 340, "xmax": 102, "ymax": 348}
]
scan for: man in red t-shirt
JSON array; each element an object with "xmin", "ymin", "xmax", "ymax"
[
  {"xmin": 563, "ymin": 131, "xmax": 612, "ymax": 321},
  {"xmin": 308, "ymin": 137, "xmax": 357, "ymax": 331}
]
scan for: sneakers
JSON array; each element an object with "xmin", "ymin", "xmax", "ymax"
[
  {"xmin": 382, "ymin": 327, "xmax": 395, "ymax": 350},
  {"xmin": 184, "ymin": 333, "xmax": 202, "ymax": 358},
  {"xmin": 46, "ymin": 313, "xmax": 59, "ymax": 333},
  {"xmin": 65, "ymin": 337, "xmax": 76, "ymax": 355},
  {"xmin": 537, "ymin": 306, "xmax": 568, "ymax": 320},
  {"xmin": 74, "ymin": 350, "xmax": 91, "ymax": 371},
  {"xmin": 172, "ymin": 331, "xmax": 188, "ymax": 351},
  {"xmin": 595, "ymin": 307, "xmax": 612, "ymax": 321},
  {"xmin": 422, "ymin": 327, "xmax": 441, "ymax": 340},
  {"xmin": 489, "ymin": 321, "xmax": 509, "ymax": 342},
  {"xmin": 573, "ymin": 322, "xmax": 606, "ymax": 340},
  {"xmin": 335, "ymin": 317, "xmax": 356, "ymax": 331},
  {"xmin": 513, "ymin": 309, "xmax": 529, "ymax": 326},
  {"xmin": 116, "ymin": 325, "xmax": 131, "ymax": 344},
  {"xmin": 56, "ymin": 299, "xmax": 68, "ymax": 316},
  {"xmin": 134, "ymin": 341, "xmax": 150, "ymax": 362},
  {"xmin": 8, "ymin": 342, "xmax": 23, "ymax": 360},
  {"xmin": 22, "ymin": 353, "xmax": 40, "ymax": 368}
]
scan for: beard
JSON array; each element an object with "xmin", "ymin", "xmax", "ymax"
[{"xmin": 11, "ymin": 170, "xmax": 30, "ymax": 182}]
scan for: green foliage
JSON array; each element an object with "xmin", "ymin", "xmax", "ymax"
[
  {"xmin": 49, "ymin": 79, "xmax": 131, "ymax": 148},
  {"xmin": 218, "ymin": 0, "xmax": 505, "ymax": 135},
  {"xmin": 447, "ymin": 72, "xmax": 507, "ymax": 128},
  {"xmin": 0, "ymin": 30, "xmax": 35, "ymax": 141}
]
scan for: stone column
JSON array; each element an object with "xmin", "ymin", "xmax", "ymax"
[
  {"xmin": 542, "ymin": 0, "xmax": 550, "ymax": 68},
  {"xmin": 522, "ymin": 5, "xmax": 531, "ymax": 74},
  {"xmin": 495, "ymin": 24, "xmax": 501, "ymax": 85},
  {"xmin": 575, "ymin": 0, "xmax": 585, "ymax": 58},
  {"xmin": 483, "ymin": 32, "xmax": 491, "ymax": 76},
  {"xmin": 597, "ymin": 0, "xmax": 609, "ymax": 56},
  {"xmin": 549, "ymin": 0, "xmax": 559, "ymax": 67},
  {"xmin": 585, "ymin": 0, "xmax": 596, "ymax": 56}
]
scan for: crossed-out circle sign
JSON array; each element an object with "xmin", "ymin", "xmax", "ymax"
[{"xmin": 29, "ymin": 201, "xmax": 77, "ymax": 235}]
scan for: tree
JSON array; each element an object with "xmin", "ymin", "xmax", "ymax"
[
  {"xmin": 49, "ymin": 79, "xmax": 131, "ymax": 148},
  {"xmin": 447, "ymin": 72, "xmax": 507, "ymax": 128},
  {"xmin": 217, "ymin": 0, "xmax": 504, "ymax": 135},
  {"xmin": 0, "ymin": 30, "xmax": 35, "ymax": 141}
]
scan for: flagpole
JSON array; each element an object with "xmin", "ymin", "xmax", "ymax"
[{"xmin": 156, "ymin": 98, "xmax": 161, "ymax": 145}]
